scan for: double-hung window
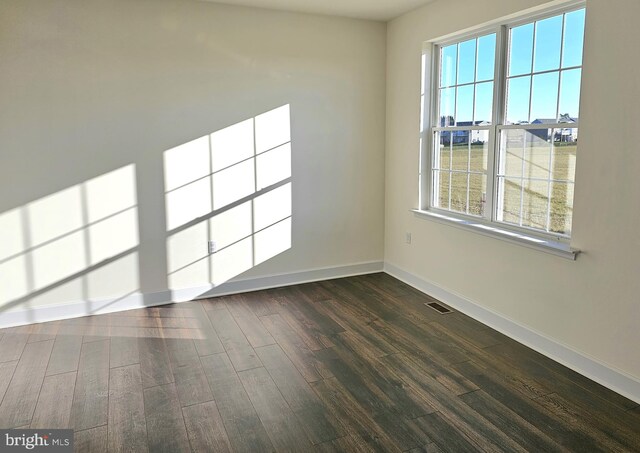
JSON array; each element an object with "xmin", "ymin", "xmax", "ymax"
[{"xmin": 422, "ymin": 5, "xmax": 586, "ymax": 246}]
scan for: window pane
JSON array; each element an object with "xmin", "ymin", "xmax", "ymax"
[
  {"xmin": 562, "ymin": 9, "xmax": 585, "ymax": 68},
  {"xmin": 439, "ymin": 87, "xmax": 456, "ymax": 126},
  {"xmin": 470, "ymin": 130, "xmax": 489, "ymax": 172},
  {"xmin": 558, "ymin": 69, "xmax": 581, "ymax": 120},
  {"xmin": 509, "ymin": 23, "xmax": 534, "ymax": 76},
  {"xmin": 523, "ymin": 129, "xmax": 552, "ymax": 179},
  {"xmin": 468, "ymin": 174, "xmax": 487, "ymax": 216},
  {"xmin": 551, "ymin": 129, "xmax": 577, "ymax": 181},
  {"xmin": 457, "ymin": 39, "xmax": 476, "ymax": 85},
  {"xmin": 531, "ymin": 72, "xmax": 558, "ymax": 124},
  {"xmin": 441, "ymin": 44, "xmax": 457, "ymax": 87},
  {"xmin": 533, "ymin": 15, "xmax": 562, "ymax": 72},
  {"xmin": 550, "ymin": 181, "xmax": 574, "ymax": 234},
  {"xmin": 434, "ymin": 170, "xmax": 450, "ymax": 209},
  {"xmin": 496, "ymin": 126, "xmax": 575, "ymax": 234},
  {"xmin": 499, "ymin": 177, "xmax": 522, "ymax": 224},
  {"xmin": 474, "ymin": 82, "xmax": 493, "ymax": 124},
  {"xmin": 436, "ymin": 132, "xmax": 451, "ymax": 170},
  {"xmin": 506, "ymin": 76, "xmax": 531, "ymax": 124},
  {"xmin": 530, "ymin": 72, "xmax": 559, "ymax": 122},
  {"xmin": 451, "ymin": 131, "xmax": 469, "ymax": 171},
  {"xmin": 450, "ymin": 172, "xmax": 468, "ymax": 213},
  {"xmin": 476, "ymin": 34, "xmax": 496, "ymax": 82},
  {"xmin": 456, "ymin": 85, "xmax": 474, "ymax": 124},
  {"xmin": 500, "ymin": 129, "xmax": 524, "ymax": 177},
  {"xmin": 521, "ymin": 179, "xmax": 549, "ymax": 230}
]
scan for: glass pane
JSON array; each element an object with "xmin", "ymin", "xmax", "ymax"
[
  {"xmin": 523, "ymin": 129, "xmax": 552, "ymax": 180},
  {"xmin": 474, "ymin": 82, "xmax": 493, "ymax": 124},
  {"xmin": 440, "ymin": 87, "xmax": 455, "ymax": 126},
  {"xmin": 530, "ymin": 72, "xmax": 559, "ymax": 122},
  {"xmin": 500, "ymin": 129, "xmax": 524, "ymax": 177},
  {"xmin": 470, "ymin": 130, "xmax": 488, "ymax": 173},
  {"xmin": 451, "ymin": 131, "xmax": 469, "ymax": 171},
  {"xmin": 468, "ymin": 174, "xmax": 487, "ymax": 216},
  {"xmin": 455, "ymin": 85, "xmax": 474, "ymax": 124},
  {"xmin": 562, "ymin": 9, "xmax": 585, "ymax": 68},
  {"xmin": 441, "ymin": 44, "xmax": 457, "ymax": 87},
  {"xmin": 533, "ymin": 15, "xmax": 562, "ymax": 72},
  {"xmin": 476, "ymin": 34, "xmax": 496, "ymax": 82},
  {"xmin": 499, "ymin": 177, "xmax": 522, "ymax": 224},
  {"xmin": 550, "ymin": 181, "xmax": 574, "ymax": 234},
  {"xmin": 509, "ymin": 23, "xmax": 534, "ymax": 76},
  {"xmin": 450, "ymin": 173, "xmax": 468, "ymax": 213},
  {"xmin": 521, "ymin": 179, "xmax": 549, "ymax": 230},
  {"xmin": 437, "ymin": 132, "xmax": 451, "ymax": 170},
  {"xmin": 558, "ymin": 69, "xmax": 581, "ymax": 120},
  {"xmin": 435, "ymin": 170, "xmax": 450, "ymax": 209},
  {"xmin": 457, "ymin": 39, "xmax": 476, "ymax": 85},
  {"xmin": 551, "ymin": 129, "xmax": 578, "ymax": 181},
  {"xmin": 506, "ymin": 76, "xmax": 531, "ymax": 124}
]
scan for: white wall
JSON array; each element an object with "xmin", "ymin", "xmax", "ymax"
[
  {"xmin": 386, "ymin": 0, "xmax": 640, "ymax": 384},
  {"xmin": 0, "ymin": 0, "xmax": 386, "ymax": 315}
]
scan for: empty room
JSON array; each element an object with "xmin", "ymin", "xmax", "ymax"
[{"xmin": 0, "ymin": 0, "xmax": 639, "ymax": 451}]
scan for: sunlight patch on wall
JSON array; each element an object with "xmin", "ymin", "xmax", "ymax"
[
  {"xmin": 164, "ymin": 105, "xmax": 292, "ymax": 291},
  {"xmin": 255, "ymin": 217, "xmax": 291, "ymax": 266},
  {"xmin": 166, "ymin": 222, "xmax": 209, "ymax": 290},
  {"xmin": 0, "ymin": 165, "xmax": 140, "ymax": 315},
  {"xmin": 164, "ymin": 136, "xmax": 212, "ymax": 232}
]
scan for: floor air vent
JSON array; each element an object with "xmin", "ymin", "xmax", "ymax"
[{"xmin": 425, "ymin": 302, "xmax": 453, "ymax": 314}]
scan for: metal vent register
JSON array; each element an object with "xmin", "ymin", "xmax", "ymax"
[{"xmin": 425, "ymin": 301, "xmax": 453, "ymax": 314}]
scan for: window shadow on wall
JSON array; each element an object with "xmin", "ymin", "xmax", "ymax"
[
  {"xmin": 0, "ymin": 165, "xmax": 140, "ymax": 323},
  {"xmin": 164, "ymin": 105, "xmax": 292, "ymax": 295}
]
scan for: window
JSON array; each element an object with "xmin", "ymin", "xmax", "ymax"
[{"xmin": 423, "ymin": 6, "xmax": 585, "ymax": 242}]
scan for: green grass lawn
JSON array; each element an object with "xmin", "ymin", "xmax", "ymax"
[{"xmin": 436, "ymin": 142, "xmax": 576, "ymax": 234}]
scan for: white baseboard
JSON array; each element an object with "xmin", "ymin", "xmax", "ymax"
[
  {"xmin": 384, "ymin": 262, "xmax": 640, "ymax": 405},
  {"xmin": 0, "ymin": 291, "xmax": 172, "ymax": 328},
  {"xmin": 173, "ymin": 260, "xmax": 385, "ymax": 302},
  {"xmin": 0, "ymin": 290, "xmax": 172, "ymax": 329},
  {"xmin": 0, "ymin": 261, "xmax": 383, "ymax": 329}
]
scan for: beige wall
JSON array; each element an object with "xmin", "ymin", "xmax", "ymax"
[
  {"xmin": 386, "ymin": 0, "xmax": 640, "ymax": 380},
  {"xmin": 0, "ymin": 0, "xmax": 386, "ymax": 312}
]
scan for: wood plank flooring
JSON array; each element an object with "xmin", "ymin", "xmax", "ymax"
[{"xmin": 0, "ymin": 273, "xmax": 638, "ymax": 452}]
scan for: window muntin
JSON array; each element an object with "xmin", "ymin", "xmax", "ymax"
[{"xmin": 428, "ymin": 6, "xmax": 585, "ymax": 239}]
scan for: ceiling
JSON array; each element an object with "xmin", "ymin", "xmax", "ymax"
[{"xmin": 199, "ymin": 0, "xmax": 436, "ymax": 21}]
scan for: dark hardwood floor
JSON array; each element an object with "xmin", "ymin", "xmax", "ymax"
[{"xmin": 0, "ymin": 273, "xmax": 638, "ymax": 452}]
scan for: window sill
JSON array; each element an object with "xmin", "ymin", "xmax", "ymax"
[{"xmin": 412, "ymin": 209, "xmax": 580, "ymax": 260}]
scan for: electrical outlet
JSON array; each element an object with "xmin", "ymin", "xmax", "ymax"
[
  {"xmin": 405, "ymin": 232, "xmax": 412, "ymax": 244},
  {"xmin": 208, "ymin": 241, "xmax": 217, "ymax": 254}
]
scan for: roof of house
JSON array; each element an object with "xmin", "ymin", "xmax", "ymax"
[
  {"xmin": 531, "ymin": 116, "xmax": 578, "ymax": 124},
  {"xmin": 451, "ymin": 120, "xmax": 491, "ymax": 126}
]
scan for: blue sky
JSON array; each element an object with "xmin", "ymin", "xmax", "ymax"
[{"xmin": 440, "ymin": 8, "xmax": 585, "ymax": 125}]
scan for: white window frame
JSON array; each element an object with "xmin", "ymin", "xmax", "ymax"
[{"xmin": 417, "ymin": 1, "xmax": 585, "ymax": 258}]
